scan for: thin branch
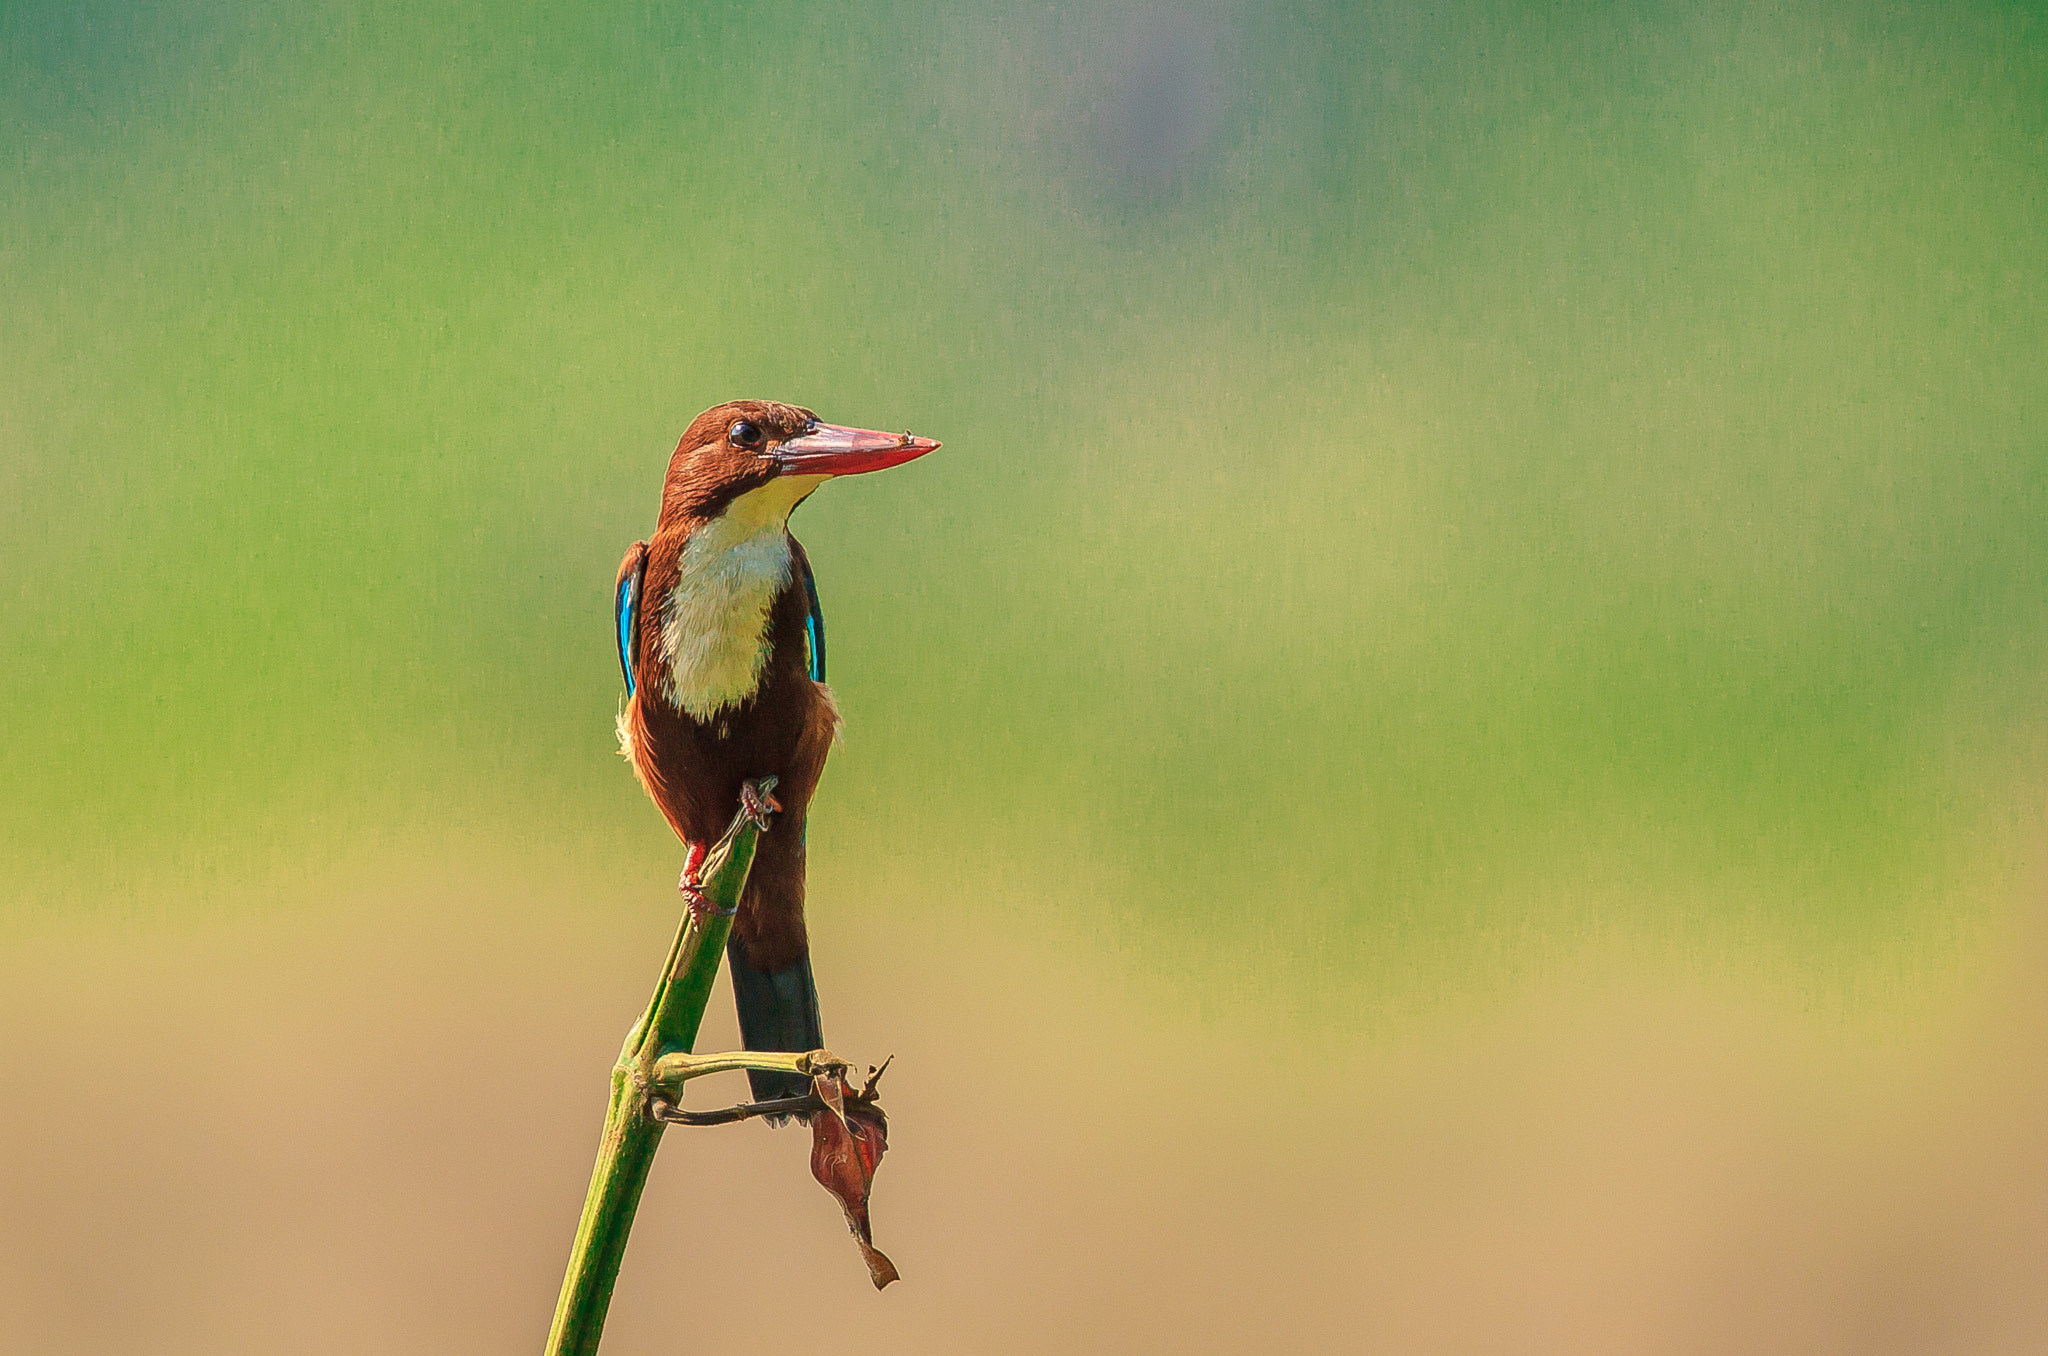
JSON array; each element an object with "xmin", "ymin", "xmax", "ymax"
[
  {"xmin": 649, "ymin": 1094, "xmax": 827, "ymax": 1127},
  {"xmin": 648, "ymin": 1046, "xmax": 845, "ymax": 1094}
]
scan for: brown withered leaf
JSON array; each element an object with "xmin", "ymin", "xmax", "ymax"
[{"xmin": 808, "ymin": 1068, "xmax": 898, "ymax": 1289}]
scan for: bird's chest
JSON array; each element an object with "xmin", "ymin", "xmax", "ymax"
[{"xmin": 656, "ymin": 523, "xmax": 792, "ymax": 720}]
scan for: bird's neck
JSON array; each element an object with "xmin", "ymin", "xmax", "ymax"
[{"xmin": 654, "ymin": 476, "xmax": 825, "ymax": 720}]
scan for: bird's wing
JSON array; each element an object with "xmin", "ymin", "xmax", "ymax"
[
  {"xmin": 790, "ymin": 536, "xmax": 826, "ymax": 683},
  {"xmin": 615, "ymin": 540, "xmax": 649, "ymax": 697}
]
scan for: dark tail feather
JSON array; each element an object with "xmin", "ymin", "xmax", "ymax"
[{"xmin": 726, "ymin": 937, "xmax": 824, "ymax": 1104}]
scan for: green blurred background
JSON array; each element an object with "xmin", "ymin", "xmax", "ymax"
[{"xmin": 4, "ymin": 3, "xmax": 2046, "ymax": 1352}]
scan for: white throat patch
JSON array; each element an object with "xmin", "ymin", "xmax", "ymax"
[{"xmin": 656, "ymin": 475, "xmax": 826, "ymax": 719}]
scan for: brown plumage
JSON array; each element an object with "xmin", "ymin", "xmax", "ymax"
[{"xmin": 616, "ymin": 526, "xmax": 838, "ymax": 970}]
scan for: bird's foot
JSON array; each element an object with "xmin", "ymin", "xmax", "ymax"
[
  {"xmin": 678, "ymin": 841, "xmax": 733, "ymax": 920},
  {"xmin": 679, "ymin": 870, "xmax": 737, "ymax": 921},
  {"xmin": 738, "ymin": 778, "xmax": 782, "ymax": 832}
]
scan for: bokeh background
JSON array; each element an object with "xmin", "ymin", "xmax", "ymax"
[{"xmin": 5, "ymin": 2, "xmax": 2046, "ymax": 1351}]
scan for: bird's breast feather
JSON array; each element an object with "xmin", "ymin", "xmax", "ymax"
[{"xmin": 656, "ymin": 519, "xmax": 794, "ymax": 719}]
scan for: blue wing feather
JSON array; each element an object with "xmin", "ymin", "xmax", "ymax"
[
  {"xmin": 795, "ymin": 547, "xmax": 826, "ymax": 683},
  {"xmin": 616, "ymin": 553, "xmax": 644, "ymax": 698}
]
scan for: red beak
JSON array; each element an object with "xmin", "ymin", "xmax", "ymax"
[{"xmin": 774, "ymin": 422, "xmax": 940, "ymax": 476}]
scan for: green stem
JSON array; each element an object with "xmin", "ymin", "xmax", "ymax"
[
  {"xmin": 651, "ymin": 1047, "xmax": 823, "ymax": 1089},
  {"xmin": 543, "ymin": 782, "xmax": 776, "ymax": 1356}
]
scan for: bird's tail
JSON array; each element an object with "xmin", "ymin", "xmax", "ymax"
[{"xmin": 726, "ymin": 935, "xmax": 824, "ymax": 1106}]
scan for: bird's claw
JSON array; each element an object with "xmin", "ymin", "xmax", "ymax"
[
  {"xmin": 679, "ymin": 870, "xmax": 736, "ymax": 920},
  {"xmin": 738, "ymin": 778, "xmax": 781, "ymax": 832}
]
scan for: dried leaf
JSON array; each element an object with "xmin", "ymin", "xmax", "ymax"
[
  {"xmin": 808, "ymin": 1072, "xmax": 898, "ymax": 1288},
  {"xmin": 813, "ymin": 1068, "xmax": 849, "ymax": 1131}
]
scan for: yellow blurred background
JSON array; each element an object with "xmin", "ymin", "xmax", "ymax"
[{"xmin": 4, "ymin": 3, "xmax": 2044, "ymax": 1351}]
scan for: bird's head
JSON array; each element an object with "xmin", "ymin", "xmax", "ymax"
[{"xmin": 658, "ymin": 399, "xmax": 940, "ymax": 529}]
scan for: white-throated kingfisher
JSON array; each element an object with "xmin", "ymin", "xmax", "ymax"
[{"xmin": 613, "ymin": 400, "xmax": 938, "ymax": 1105}]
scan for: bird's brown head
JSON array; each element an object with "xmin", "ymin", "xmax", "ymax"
[{"xmin": 659, "ymin": 399, "xmax": 940, "ymax": 526}]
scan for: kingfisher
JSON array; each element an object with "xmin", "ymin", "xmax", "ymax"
[{"xmin": 613, "ymin": 400, "xmax": 939, "ymax": 1105}]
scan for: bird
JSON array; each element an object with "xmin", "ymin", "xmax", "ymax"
[{"xmin": 612, "ymin": 400, "xmax": 938, "ymax": 1105}]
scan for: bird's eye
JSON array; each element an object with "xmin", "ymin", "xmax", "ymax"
[{"xmin": 729, "ymin": 420, "xmax": 764, "ymax": 450}]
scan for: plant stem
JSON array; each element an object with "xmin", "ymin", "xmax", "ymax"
[
  {"xmin": 543, "ymin": 782, "xmax": 776, "ymax": 1356},
  {"xmin": 649, "ymin": 1047, "xmax": 824, "ymax": 1089}
]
